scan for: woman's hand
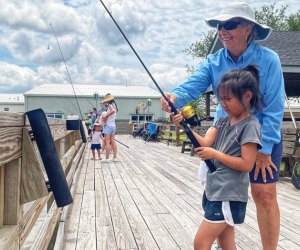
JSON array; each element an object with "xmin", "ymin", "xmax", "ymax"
[
  {"xmin": 161, "ymin": 93, "xmax": 176, "ymax": 113},
  {"xmin": 196, "ymin": 147, "xmax": 216, "ymax": 160},
  {"xmin": 254, "ymin": 152, "xmax": 277, "ymax": 182}
]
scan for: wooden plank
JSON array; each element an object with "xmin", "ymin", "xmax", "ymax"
[
  {"xmin": 65, "ymin": 143, "xmax": 85, "ymax": 188},
  {"xmin": 61, "ymin": 135, "xmax": 300, "ymax": 250},
  {"xmin": 0, "ymin": 225, "xmax": 19, "ymax": 250},
  {"xmin": 63, "ymin": 193, "xmax": 83, "ymax": 250},
  {"xmin": 20, "ymin": 128, "xmax": 48, "ymax": 204},
  {"xmin": 129, "ymin": 189, "xmax": 180, "ymax": 249},
  {"xmin": 45, "ymin": 117, "xmax": 67, "ymax": 143},
  {"xmin": 0, "ymin": 127, "xmax": 23, "ymax": 166},
  {"xmin": 103, "ymin": 169, "xmax": 137, "ymax": 249},
  {"xmin": 4, "ymin": 159, "xmax": 21, "ymax": 225},
  {"xmin": 95, "ymin": 168, "xmax": 117, "ymax": 250},
  {"xmin": 0, "ymin": 165, "xmax": 4, "ymax": 227},
  {"xmin": 77, "ymin": 191, "xmax": 97, "ymax": 250},
  {"xmin": 30, "ymin": 203, "xmax": 62, "ymax": 250},
  {"xmin": 109, "ymin": 163, "xmax": 159, "ymax": 249},
  {"xmin": 55, "ymin": 146, "xmax": 85, "ymax": 250},
  {"xmin": 19, "ymin": 196, "xmax": 49, "ymax": 247},
  {"xmin": 0, "ymin": 112, "xmax": 24, "ymax": 127},
  {"xmin": 158, "ymin": 213, "xmax": 193, "ymax": 249},
  {"xmin": 282, "ymin": 134, "xmax": 297, "ymax": 141},
  {"xmin": 117, "ymin": 149, "xmax": 197, "ymax": 248}
]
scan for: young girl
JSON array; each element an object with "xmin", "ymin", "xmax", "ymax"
[
  {"xmin": 89, "ymin": 123, "xmax": 103, "ymax": 160},
  {"xmin": 173, "ymin": 65, "xmax": 262, "ymax": 250}
]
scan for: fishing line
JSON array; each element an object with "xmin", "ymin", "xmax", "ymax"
[
  {"xmin": 49, "ymin": 24, "xmax": 106, "ymax": 116},
  {"xmin": 49, "ymin": 22, "xmax": 84, "ymax": 120},
  {"xmin": 49, "ymin": 23, "xmax": 129, "ymax": 148}
]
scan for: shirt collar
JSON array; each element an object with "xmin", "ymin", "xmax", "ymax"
[{"xmin": 225, "ymin": 43, "xmax": 256, "ymax": 63}]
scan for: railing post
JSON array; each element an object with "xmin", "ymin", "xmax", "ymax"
[
  {"xmin": 0, "ymin": 165, "xmax": 4, "ymax": 228},
  {"xmin": 4, "ymin": 159, "xmax": 21, "ymax": 225},
  {"xmin": 176, "ymin": 127, "xmax": 180, "ymax": 146}
]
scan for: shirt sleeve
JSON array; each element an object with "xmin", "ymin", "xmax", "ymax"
[
  {"xmin": 259, "ymin": 53, "xmax": 285, "ymax": 154},
  {"xmin": 240, "ymin": 119, "xmax": 262, "ymax": 150},
  {"xmin": 171, "ymin": 59, "xmax": 212, "ymax": 109}
]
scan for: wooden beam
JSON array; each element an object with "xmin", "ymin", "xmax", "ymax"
[
  {"xmin": 19, "ymin": 196, "xmax": 49, "ymax": 247},
  {"xmin": 30, "ymin": 202, "xmax": 62, "ymax": 250},
  {"xmin": 20, "ymin": 128, "xmax": 48, "ymax": 205},
  {"xmin": 0, "ymin": 225, "xmax": 19, "ymax": 250},
  {"xmin": 0, "ymin": 112, "xmax": 24, "ymax": 127},
  {"xmin": 0, "ymin": 127, "xmax": 23, "ymax": 166},
  {"xmin": 4, "ymin": 159, "xmax": 21, "ymax": 225},
  {"xmin": 0, "ymin": 165, "xmax": 4, "ymax": 227}
]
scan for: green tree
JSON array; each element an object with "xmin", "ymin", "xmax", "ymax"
[
  {"xmin": 185, "ymin": 3, "xmax": 300, "ymax": 69},
  {"xmin": 183, "ymin": 3, "xmax": 300, "ymax": 115},
  {"xmin": 254, "ymin": 3, "xmax": 288, "ymax": 30},
  {"xmin": 183, "ymin": 30, "xmax": 216, "ymax": 59},
  {"xmin": 287, "ymin": 10, "xmax": 300, "ymax": 31}
]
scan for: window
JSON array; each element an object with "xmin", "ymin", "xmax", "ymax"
[
  {"xmin": 130, "ymin": 114, "xmax": 153, "ymax": 123},
  {"xmin": 4, "ymin": 107, "xmax": 9, "ymax": 111},
  {"xmin": 131, "ymin": 115, "xmax": 138, "ymax": 121},
  {"xmin": 46, "ymin": 114, "xmax": 64, "ymax": 119}
]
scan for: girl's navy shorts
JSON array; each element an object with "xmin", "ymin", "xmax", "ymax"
[
  {"xmin": 91, "ymin": 144, "xmax": 101, "ymax": 150},
  {"xmin": 202, "ymin": 192, "xmax": 247, "ymax": 225}
]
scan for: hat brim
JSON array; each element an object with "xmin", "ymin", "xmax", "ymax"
[
  {"xmin": 101, "ymin": 95, "xmax": 114, "ymax": 103},
  {"xmin": 205, "ymin": 15, "xmax": 272, "ymax": 41}
]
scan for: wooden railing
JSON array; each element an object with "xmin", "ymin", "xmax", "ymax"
[{"xmin": 0, "ymin": 111, "xmax": 86, "ymax": 249}]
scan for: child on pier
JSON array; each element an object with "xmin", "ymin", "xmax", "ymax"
[
  {"xmin": 89, "ymin": 123, "xmax": 103, "ymax": 160},
  {"xmin": 172, "ymin": 65, "xmax": 262, "ymax": 250}
]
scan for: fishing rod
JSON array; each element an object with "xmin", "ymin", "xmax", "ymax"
[
  {"xmin": 98, "ymin": 0, "xmax": 216, "ymax": 172},
  {"xmin": 115, "ymin": 138, "xmax": 129, "ymax": 148},
  {"xmin": 49, "ymin": 22, "xmax": 84, "ymax": 120}
]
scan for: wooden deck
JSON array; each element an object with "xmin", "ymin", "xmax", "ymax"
[{"xmin": 57, "ymin": 135, "xmax": 300, "ymax": 250}]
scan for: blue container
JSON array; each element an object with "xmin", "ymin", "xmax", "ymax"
[{"xmin": 66, "ymin": 115, "xmax": 80, "ymax": 130}]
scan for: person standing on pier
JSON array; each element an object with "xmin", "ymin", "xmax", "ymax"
[
  {"xmin": 89, "ymin": 123, "xmax": 103, "ymax": 160},
  {"xmin": 161, "ymin": 3, "xmax": 285, "ymax": 249},
  {"xmin": 101, "ymin": 94, "xmax": 119, "ymax": 162},
  {"xmin": 173, "ymin": 65, "xmax": 262, "ymax": 249}
]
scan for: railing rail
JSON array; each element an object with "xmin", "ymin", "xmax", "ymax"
[{"xmin": 0, "ymin": 111, "xmax": 85, "ymax": 250}]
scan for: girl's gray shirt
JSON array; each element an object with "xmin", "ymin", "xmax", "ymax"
[{"xmin": 206, "ymin": 115, "xmax": 262, "ymax": 202}]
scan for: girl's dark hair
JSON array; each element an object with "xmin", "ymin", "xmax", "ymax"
[{"xmin": 217, "ymin": 64, "xmax": 261, "ymax": 113}]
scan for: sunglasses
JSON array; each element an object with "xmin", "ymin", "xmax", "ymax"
[{"xmin": 217, "ymin": 21, "xmax": 242, "ymax": 31}]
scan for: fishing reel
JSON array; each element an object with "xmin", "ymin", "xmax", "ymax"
[{"xmin": 181, "ymin": 105, "xmax": 201, "ymax": 127}]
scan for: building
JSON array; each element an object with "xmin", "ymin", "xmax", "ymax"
[
  {"xmin": 24, "ymin": 84, "xmax": 165, "ymax": 123},
  {"xmin": 0, "ymin": 94, "xmax": 24, "ymax": 113}
]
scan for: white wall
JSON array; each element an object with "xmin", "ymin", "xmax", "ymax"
[
  {"xmin": 0, "ymin": 103, "xmax": 24, "ymax": 113},
  {"xmin": 24, "ymin": 96, "xmax": 166, "ymax": 121}
]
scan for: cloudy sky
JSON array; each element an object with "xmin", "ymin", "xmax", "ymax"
[{"xmin": 0, "ymin": 0, "xmax": 298, "ymax": 94}]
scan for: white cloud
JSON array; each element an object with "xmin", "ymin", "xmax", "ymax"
[{"xmin": 0, "ymin": 0, "xmax": 299, "ymax": 94}]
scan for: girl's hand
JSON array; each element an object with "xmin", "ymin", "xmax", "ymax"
[
  {"xmin": 196, "ymin": 147, "xmax": 215, "ymax": 160},
  {"xmin": 171, "ymin": 112, "xmax": 183, "ymax": 128},
  {"xmin": 161, "ymin": 93, "xmax": 176, "ymax": 113}
]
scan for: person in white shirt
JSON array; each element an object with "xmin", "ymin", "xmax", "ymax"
[
  {"xmin": 89, "ymin": 123, "xmax": 103, "ymax": 160},
  {"xmin": 100, "ymin": 94, "xmax": 118, "ymax": 162}
]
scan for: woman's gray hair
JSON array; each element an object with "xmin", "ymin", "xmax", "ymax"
[
  {"xmin": 241, "ymin": 20, "xmax": 256, "ymax": 44},
  {"xmin": 247, "ymin": 23, "xmax": 257, "ymax": 44}
]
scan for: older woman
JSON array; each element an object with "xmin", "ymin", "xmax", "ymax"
[{"xmin": 162, "ymin": 2, "xmax": 284, "ymax": 250}]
